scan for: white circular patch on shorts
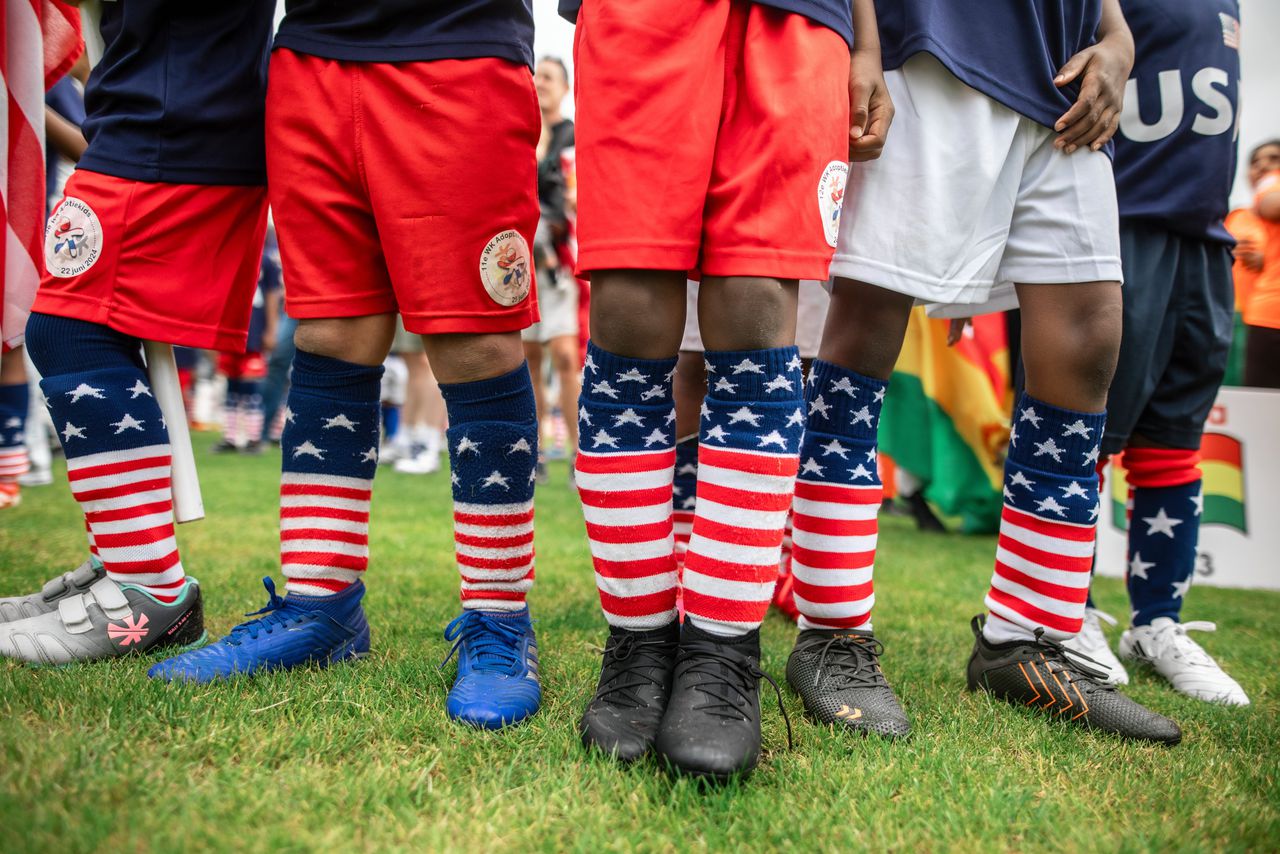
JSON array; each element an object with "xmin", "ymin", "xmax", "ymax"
[
  {"xmin": 817, "ymin": 161, "xmax": 849, "ymax": 249},
  {"xmin": 479, "ymin": 230, "xmax": 533, "ymax": 307},
  {"xmin": 44, "ymin": 197, "xmax": 103, "ymax": 278}
]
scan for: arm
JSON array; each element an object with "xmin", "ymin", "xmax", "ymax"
[
  {"xmin": 1259, "ymin": 190, "xmax": 1280, "ymax": 223},
  {"xmin": 848, "ymin": 0, "xmax": 894, "ymax": 162},
  {"xmin": 45, "ymin": 105, "xmax": 87, "ymax": 162},
  {"xmin": 1052, "ymin": 0, "xmax": 1134, "ymax": 153}
]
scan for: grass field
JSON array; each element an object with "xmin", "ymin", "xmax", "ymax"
[{"xmin": 1, "ymin": 433, "xmax": 1277, "ymax": 853}]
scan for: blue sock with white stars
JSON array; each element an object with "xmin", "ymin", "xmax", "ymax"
[
  {"xmin": 984, "ymin": 393, "xmax": 1106, "ymax": 643},
  {"xmin": 791, "ymin": 360, "xmax": 887, "ymax": 631},
  {"xmin": 25, "ymin": 312, "xmax": 188, "ymax": 600},
  {"xmin": 0, "ymin": 382, "xmax": 29, "ymax": 483},
  {"xmin": 439, "ymin": 365, "xmax": 539, "ymax": 613},
  {"xmin": 1122, "ymin": 447, "xmax": 1203, "ymax": 626},
  {"xmin": 278, "ymin": 349, "xmax": 383, "ymax": 597},
  {"xmin": 683, "ymin": 346, "xmax": 805, "ymax": 635}
]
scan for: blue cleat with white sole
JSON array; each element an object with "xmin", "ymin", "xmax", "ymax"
[
  {"xmin": 443, "ymin": 608, "xmax": 541, "ymax": 729},
  {"xmin": 148, "ymin": 577, "xmax": 369, "ymax": 683}
]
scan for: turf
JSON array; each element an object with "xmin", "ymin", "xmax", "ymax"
[{"xmin": 1, "ymin": 435, "xmax": 1277, "ymax": 852}]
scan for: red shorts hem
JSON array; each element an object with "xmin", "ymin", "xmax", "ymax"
[
  {"xmin": 284, "ymin": 291, "xmax": 399, "ymax": 321},
  {"xmin": 576, "ymin": 241, "xmax": 700, "ymax": 277},
  {"xmin": 30, "ymin": 292, "xmax": 249, "ymax": 351},
  {"xmin": 700, "ymin": 248, "xmax": 835, "ymax": 281},
  {"xmin": 401, "ymin": 306, "xmax": 539, "ymax": 336}
]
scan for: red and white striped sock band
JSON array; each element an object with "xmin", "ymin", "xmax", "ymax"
[
  {"xmin": 454, "ymin": 499, "xmax": 535, "ymax": 611},
  {"xmin": 280, "ymin": 472, "xmax": 373, "ymax": 596}
]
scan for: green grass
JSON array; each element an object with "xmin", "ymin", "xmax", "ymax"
[{"xmin": 1, "ymin": 434, "xmax": 1277, "ymax": 853}]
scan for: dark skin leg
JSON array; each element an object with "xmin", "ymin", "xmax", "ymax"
[
  {"xmin": 697, "ymin": 276, "xmax": 798, "ymax": 352},
  {"xmin": 817, "ymin": 277, "xmax": 915, "ymax": 379},
  {"xmin": 588, "ymin": 270, "xmax": 688, "ymax": 359},
  {"xmin": 1016, "ymin": 281, "xmax": 1122, "ymax": 412},
  {"xmin": 673, "ymin": 350, "xmax": 706, "ymax": 441}
]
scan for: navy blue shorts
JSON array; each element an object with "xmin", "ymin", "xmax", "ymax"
[{"xmin": 1103, "ymin": 222, "xmax": 1234, "ymax": 455}]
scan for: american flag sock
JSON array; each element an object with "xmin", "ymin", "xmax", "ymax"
[
  {"xmin": 222, "ymin": 381, "xmax": 244, "ymax": 445},
  {"xmin": 984, "ymin": 393, "xmax": 1106, "ymax": 643},
  {"xmin": 671, "ymin": 437, "xmax": 699, "ymax": 570},
  {"xmin": 791, "ymin": 360, "xmax": 886, "ymax": 631},
  {"xmin": 0, "ymin": 383, "xmax": 29, "ymax": 483},
  {"xmin": 440, "ymin": 365, "xmax": 539, "ymax": 612},
  {"xmin": 239, "ymin": 381, "xmax": 265, "ymax": 444},
  {"xmin": 41, "ymin": 366, "xmax": 186, "ymax": 601},
  {"xmin": 683, "ymin": 346, "xmax": 805, "ymax": 637},
  {"xmin": 279, "ymin": 349, "xmax": 382, "ymax": 597},
  {"xmin": 575, "ymin": 342, "xmax": 679, "ymax": 629},
  {"xmin": 1121, "ymin": 447, "xmax": 1202, "ymax": 626}
]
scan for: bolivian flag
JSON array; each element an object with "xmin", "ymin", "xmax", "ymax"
[
  {"xmin": 1110, "ymin": 433, "xmax": 1247, "ymax": 533},
  {"xmin": 880, "ymin": 308, "xmax": 1012, "ymax": 533}
]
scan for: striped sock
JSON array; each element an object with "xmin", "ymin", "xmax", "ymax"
[
  {"xmin": 791, "ymin": 360, "xmax": 885, "ymax": 631},
  {"xmin": 1121, "ymin": 447, "xmax": 1203, "ymax": 626},
  {"xmin": 984, "ymin": 393, "xmax": 1106, "ymax": 643},
  {"xmin": 575, "ymin": 342, "xmax": 679, "ymax": 630},
  {"xmin": 43, "ymin": 367, "xmax": 186, "ymax": 601},
  {"xmin": 222, "ymin": 383, "xmax": 243, "ymax": 445},
  {"xmin": 0, "ymin": 383, "xmax": 29, "ymax": 482},
  {"xmin": 671, "ymin": 437, "xmax": 699, "ymax": 570},
  {"xmin": 683, "ymin": 347, "xmax": 804, "ymax": 636},
  {"xmin": 440, "ymin": 365, "xmax": 539, "ymax": 612},
  {"xmin": 278, "ymin": 350, "xmax": 382, "ymax": 597},
  {"xmin": 240, "ymin": 383, "xmax": 264, "ymax": 443}
]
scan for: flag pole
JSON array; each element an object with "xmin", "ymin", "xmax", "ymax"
[{"xmin": 143, "ymin": 341, "xmax": 203, "ymax": 523}]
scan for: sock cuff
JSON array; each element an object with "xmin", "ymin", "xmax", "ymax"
[
  {"xmin": 1122, "ymin": 447, "xmax": 1202, "ymax": 488},
  {"xmin": 581, "ymin": 342, "xmax": 677, "ymax": 406},
  {"xmin": 291, "ymin": 349, "xmax": 383, "ymax": 401},
  {"xmin": 0, "ymin": 382, "xmax": 28, "ymax": 412},
  {"xmin": 439, "ymin": 364, "xmax": 535, "ymax": 425},
  {"xmin": 25, "ymin": 312, "xmax": 144, "ymax": 375},
  {"xmin": 804, "ymin": 359, "xmax": 887, "ymax": 441},
  {"xmin": 1009, "ymin": 392, "xmax": 1105, "ymax": 477},
  {"xmin": 704, "ymin": 346, "xmax": 801, "ymax": 401}
]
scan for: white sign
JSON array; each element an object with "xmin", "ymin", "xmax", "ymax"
[{"xmin": 1096, "ymin": 387, "xmax": 1280, "ymax": 591}]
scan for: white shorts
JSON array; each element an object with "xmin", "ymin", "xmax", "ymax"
[
  {"xmin": 831, "ymin": 53, "xmax": 1123, "ymax": 318},
  {"xmin": 521, "ymin": 271, "xmax": 579, "ymax": 344},
  {"xmin": 680, "ymin": 280, "xmax": 830, "ymax": 358}
]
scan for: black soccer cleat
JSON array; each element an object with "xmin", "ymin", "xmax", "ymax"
[
  {"xmin": 579, "ymin": 622, "xmax": 679, "ymax": 763},
  {"xmin": 654, "ymin": 621, "xmax": 790, "ymax": 781},
  {"xmin": 966, "ymin": 615, "xmax": 1182, "ymax": 745},
  {"xmin": 786, "ymin": 628, "xmax": 910, "ymax": 738}
]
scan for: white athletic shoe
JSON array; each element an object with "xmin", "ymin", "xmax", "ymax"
[
  {"xmin": 1119, "ymin": 617, "xmax": 1250, "ymax": 706},
  {"xmin": 1063, "ymin": 607, "xmax": 1129, "ymax": 685},
  {"xmin": 394, "ymin": 447, "xmax": 441, "ymax": 475}
]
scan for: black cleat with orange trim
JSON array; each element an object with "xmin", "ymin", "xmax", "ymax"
[
  {"xmin": 966, "ymin": 615, "xmax": 1182, "ymax": 745},
  {"xmin": 786, "ymin": 628, "xmax": 910, "ymax": 738}
]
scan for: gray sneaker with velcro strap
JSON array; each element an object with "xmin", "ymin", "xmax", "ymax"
[
  {"xmin": 0, "ymin": 560, "xmax": 107, "ymax": 623},
  {"xmin": 0, "ymin": 575, "xmax": 206, "ymax": 665}
]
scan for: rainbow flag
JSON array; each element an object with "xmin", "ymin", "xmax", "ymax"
[
  {"xmin": 880, "ymin": 308, "xmax": 1012, "ymax": 533},
  {"xmin": 1110, "ymin": 432, "xmax": 1247, "ymax": 533}
]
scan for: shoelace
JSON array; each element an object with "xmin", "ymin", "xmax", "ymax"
[
  {"xmin": 795, "ymin": 633, "xmax": 888, "ymax": 690},
  {"xmin": 678, "ymin": 640, "xmax": 793, "ymax": 750},
  {"xmin": 591, "ymin": 634, "xmax": 678, "ymax": 708},
  {"xmin": 1157, "ymin": 620, "xmax": 1219, "ymax": 666},
  {"xmin": 441, "ymin": 610, "xmax": 526, "ymax": 675},
  {"xmin": 1031, "ymin": 627, "xmax": 1116, "ymax": 696},
  {"xmin": 226, "ymin": 577, "xmax": 307, "ymax": 644}
]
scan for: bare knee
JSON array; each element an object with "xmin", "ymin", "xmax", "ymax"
[
  {"xmin": 295, "ymin": 315, "xmax": 396, "ymax": 367},
  {"xmin": 698, "ymin": 276, "xmax": 798, "ymax": 351},
  {"xmin": 589, "ymin": 271, "xmax": 687, "ymax": 358},
  {"xmin": 817, "ymin": 278, "xmax": 915, "ymax": 379},
  {"xmin": 423, "ymin": 331, "xmax": 525, "ymax": 384},
  {"xmin": 1018, "ymin": 282, "xmax": 1122, "ymax": 410}
]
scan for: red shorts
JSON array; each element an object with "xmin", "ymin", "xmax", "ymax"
[
  {"xmin": 35, "ymin": 169, "xmax": 269, "ymax": 350},
  {"xmin": 266, "ymin": 50, "xmax": 541, "ymax": 335},
  {"xmin": 217, "ymin": 351, "xmax": 266, "ymax": 380},
  {"xmin": 573, "ymin": 0, "xmax": 851, "ymax": 279}
]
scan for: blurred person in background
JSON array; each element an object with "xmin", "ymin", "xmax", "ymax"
[{"xmin": 1242, "ymin": 140, "xmax": 1280, "ymax": 387}]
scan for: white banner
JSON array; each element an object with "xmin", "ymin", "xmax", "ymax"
[{"xmin": 1096, "ymin": 387, "xmax": 1280, "ymax": 591}]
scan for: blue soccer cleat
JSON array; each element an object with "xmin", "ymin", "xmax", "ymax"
[
  {"xmin": 148, "ymin": 577, "xmax": 369, "ymax": 683},
  {"xmin": 442, "ymin": 608, "xmax": 541, "ymax": 729}
]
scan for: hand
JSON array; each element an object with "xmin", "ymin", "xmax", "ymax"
[
  {"xmin": 849, "ymin": 49, "xmax": 894, "ymax": 162},
  {"xmin": 947, "ymin": 317, "xmax": 971, "ymax": 347},
  {"xmin": 1052, "ymin": 32, "xmax": 1134, "ymax": 153}
]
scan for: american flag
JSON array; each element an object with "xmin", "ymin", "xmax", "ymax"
[{"xmin": 2, "ymin": 0, "xmax": 82, "ymax": 348}]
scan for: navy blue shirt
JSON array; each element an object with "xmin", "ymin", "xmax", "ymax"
[
  {"xmin": 276, "ymin": 0, "xmax": 534, "ymax": 67},
  {"xmin": 876, "ymin": 0, "xmax": 1101, "ymax": 129},
  {"xmin": 557, "ymin": 0, "xmax": 853, "ymax": 47},
  {"xmin": 246, "ymin": 235, "xmax": 281, "ymax": 353},
  {"xmin": 79, "ymin": 0, "xmax": 273, "ymax": 186},
  {"xmin": 1114, "ymin": 0, "xmax": 1240, "ymax": 244}
]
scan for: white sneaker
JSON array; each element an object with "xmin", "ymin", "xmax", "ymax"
[
  {"xmin": 394, "ymin": 447, "xmax": 441, "ymax": 475},
  {"xmin": 18, "ymin": 467, "xmax": 53, "ymax": 487},
  {"xmin": 1063, "ymin": 607, "xmax": 1129, "ymax": 685},
  {"xmin": 1119, "ymin": 617, "xmax": 1250, "ymax": 706}
]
